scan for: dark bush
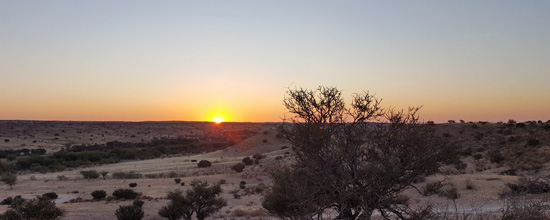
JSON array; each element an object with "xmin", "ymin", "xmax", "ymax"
[
  {"xmin": 422, "ymin": 182, "xmax": 443, "ymax": 196},
  {"xmin": 113, "ymin": 189, "xmax": 139, "ymax": 200},
  {"xmin": 197, "ymin": 160, "xmax": 211, "ymax": 168},
  {"xmin": 242, "ymin": 157, "xmax": 253, "ymax": 165},
  {"xmin": 174, "ymin": 178, "xmax": 181, "ymax": 184},
  {"xmin": 80, "ymin": 170, "xmax": 99, "ymax": 179},
  {"xmin": 488, "ymin": 150, "xmax": 505, "ymax": 164},
  {"xmin": 500, "ymin": 169, "xmax": 517, "ymax": 176},
  {"xmin": 91, "ymin": 190, "xmax": 107, "ymax": 200},
  {"xmin": 115, "ymin": 204, "xmax": 143, "ymax": 220},
  {"xmin": 129, "ymin": 183, "xmax": 137, "ymax": 188},
  {"xmin": 0, "ymin": 196, "xmax": 14, "ymax": 205},
  {"xmin": 472, "ymin": 154, "xmax": 483, "ymax": 160},
  {"xmin": 526, "ymin": 138, "xmax": 540, "ymax": 146},
  {"xmin": 1, "ymin": 196, "xmax": 65, "ymax": 220},
  {"xmin": 231, "ymin": 163, "xmax": 245, "ymax": 173},
  {"xmin": 252, "ymin": 153, "xmax": 266, "ymax": 161},
  {"xmin": 41, "ymin": 192, "xmax": 58, "ymax": 200},
  {"xmin": 506, "ymin": 179, "xmax": 550, "ymax": 195},
  {"xmin": 132, "ymin": 200, "xmax": 144, "ymax": 208}
]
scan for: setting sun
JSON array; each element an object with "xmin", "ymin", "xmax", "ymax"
[{"xmin": 213, "ymin": 117, "xmax": 224, "ymax": 124}]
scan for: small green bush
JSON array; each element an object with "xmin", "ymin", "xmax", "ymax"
[
  {"xmin": 91, "ymin": 190, "xmax": 107, "ymax": 200},
  {"xmin": 174, "ymin": 178, "xmax": 181, "ymax": 184},
  {"xmin": 129, "ymin": 183, "xmax": 137, "ymax": 188},
  {"xmin": 113, "ymin": 189, "xmax": 139, "ymax": 200}
]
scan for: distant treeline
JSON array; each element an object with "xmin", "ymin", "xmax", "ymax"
[
  {"xmin": 0, "ymin": 148, "xmax": 47, "ymax": 158},
  {"xmin": 13, "ymin": 136, "xmax": 235, "ymax": 173}
]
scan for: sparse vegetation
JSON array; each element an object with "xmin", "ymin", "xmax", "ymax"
[
  {"xmin": 242, "ymin": 156, "xmax": 253, "ymax": 165},
  {"xmin": 231, "ymin": 163, "xmax": 245, "ymax": 173},
  {"xmin": 0, "ymin": 196, "xmax": 65, "ymax": 220},
  {"xmin": 113, "ymin": 189, "xmax": 139, "ymax": 200},
  {"xmin": 80, "ymin": 170, "xmax": 100, "ymax": 179},
  {"xmin": 158, "ymin": 180, "xmax": 226, "ymax": 220},
  {"xmin": 115, "ymin": 204, "xmax": 144, "ymax": 220},
  {"xmin": 197, "ymin": 160, "xmax": 211, "ymax": 168},
  {"xmin": 91, "ymin": 190, "xmax": 107, "ymax": 200},
  {"xmin": 41, "ymin": 192, "xmax": 58, "ymax": 200},
  {"xmin": 1, "ymin": 173, "xmax": 17, "ymax": 189}
]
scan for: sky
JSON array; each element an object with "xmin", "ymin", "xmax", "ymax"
[{"xmin": 1, "ymin": 1, "xmax": 549, "ymax": 123}]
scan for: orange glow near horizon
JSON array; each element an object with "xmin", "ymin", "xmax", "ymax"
[
  {"xmin": 208, "ymin": 108, "xmax": 230, "ymax": 123},
  {"xmin": 213, "ymin": 117, "xmax": 224, "ymax": 124}
]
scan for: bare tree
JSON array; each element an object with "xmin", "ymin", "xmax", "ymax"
[{"xmin": 263, "ymin": 86, "xmax": 452, "ymax": 220}]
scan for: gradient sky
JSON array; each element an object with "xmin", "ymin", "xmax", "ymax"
[{"xmin": 1, "ymin": 1, "xmax": 549, "ymax": 122}]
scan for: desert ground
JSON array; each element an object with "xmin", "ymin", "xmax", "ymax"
[{"xmin": 1, "ymin": 120, "xmax": 550, "ymax": 219}]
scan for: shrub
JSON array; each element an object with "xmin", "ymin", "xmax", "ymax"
[
  {"xmin": 100, "ymin": 171, "xmax": 109, "ymax": 180},
  {"xmin": 423, "ymin": 182, "xmax": 443, "ymax": 196},
  {"xmin": 129, "ymin": 183, "xmax": 137, "ymax": 188},
  {"xmin": 472, "ymin": 153, "xmax": 483, "ymax": 160},
  {"xmin": 91, "ymin": 190, "xmax": 107, "ymax": 200},
  {"xmin": 500, "ymin": 169, "xmax": 517, "ymax": 176},
  {"xmin": 159, "ymin": 180, "xmax": 226, "ymax": 220},
  {"xmin": 174, "ymin": 178, "xmax": 181, "ymax": 184},
  {"xmin": 42, "ymin": 192, "xmax": 58, "ymax": 200},
  {"xmin": 56, "ymin": 175, "xmax": 67, "ymax": 181},
  {"xmin": 115, "ymin": 204, "xmax": 143, "ymax": 220},
  {"xmin": 231, "ymin": 163, "xmax": 245, "ymax": 173},
  {"xmin": 133, "ymin": 200, "xmax": 144, "ymax": 208},
  {"xmin": 506, "ymin": 179, "xmax": 550, "ymax": 195},
  {"xmin": 0, "ymin": 196, "xmax": 15, "ymax": 205},
  {"xmin": 0, "ymin": 196, "xmax": 65, "ymax": 220},
  {"xmin": 168, "ymin": 171, "xmax": 178, "ymax": 178},
  {"xmin": 80, "ymin": 170, "xmax": 99, "ymax": 179},
  {"xmin": 113, "ymin": 189, "xmax": 139, "ymax": 200},
  {"xmin": 465, "ymin": 179, "xmax": 475, "ymax": 190},
  {"xmin": 252, "ymin": 154, "xmax": 266, "ymax": 164},
  {"xmin": 488, "ymin": 150, "xmax": 505, "ymax": 164},
  {"xmin": 242, "ymin": 157, "xmax": 253, "ymax": 165},
  {"xmin": 1, "ymin": 173, "xmax": 17, "ymax": 189},
  {"xmin": 440, "ymin": 188, "xmax": 460, "ymax": 200},
  {"xmin": 197, "ymin": 160, "xmax": 211, "ymax": 168},
  {"xmin": 526, "ymin": 138, "xmax": 540, "ymax": 146}
]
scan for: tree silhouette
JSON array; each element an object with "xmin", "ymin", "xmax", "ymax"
[{"xmin": 263, "ymin": 86, "xmax": 452, "ymax": 220}]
